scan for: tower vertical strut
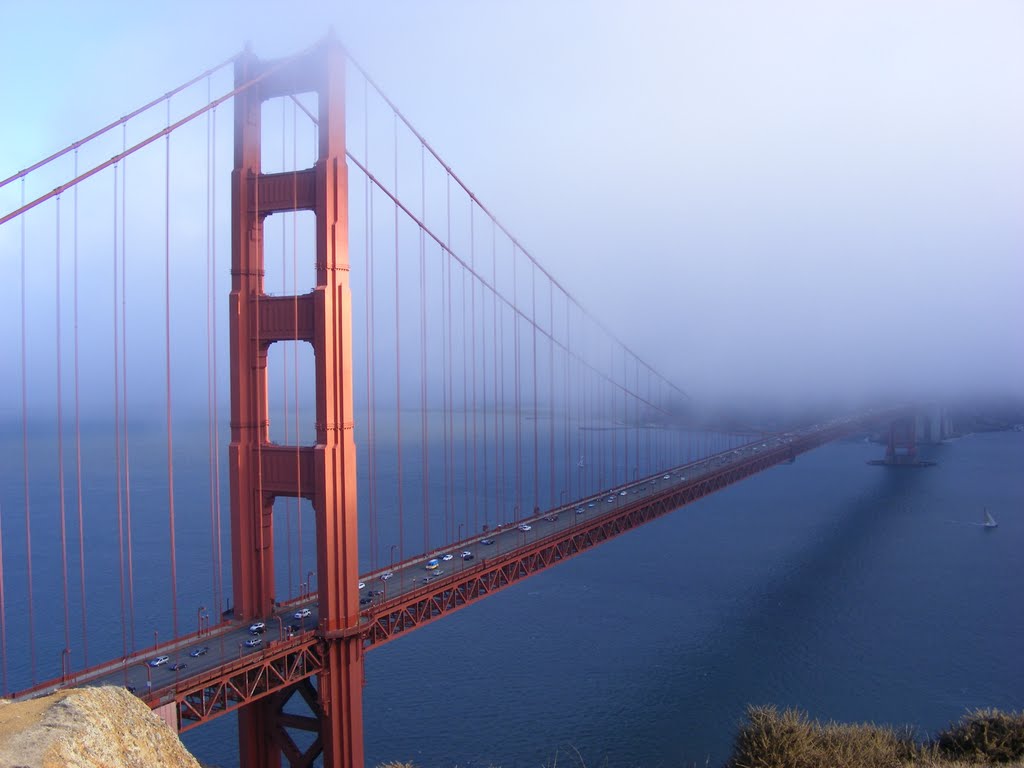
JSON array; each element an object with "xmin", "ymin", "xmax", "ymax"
[{"xmin": 229, "ymin": 38, "xmax": 363, "ymax": 768}]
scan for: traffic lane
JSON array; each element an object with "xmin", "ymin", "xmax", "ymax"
[
  {"xmin": 358, "ymin": 453, "xmax": 736, "ymax": 601},
  {"xmin": 105, "ymin": 438, "xmax": 799, "ymax": 694},
  {"xmin": 143, "ymin": 440, "xmax": 799, "ymax": 681},
  {"xmin": 366, "ymin": 462, "xmax": 717, "ymax": 604},
  {"xmin": 367, "ymin": 455, "xmax": 737, "ymax": 602},
  {"xmin": 99, "ymin": 603, "xmax": 319, "ymax": 696}
]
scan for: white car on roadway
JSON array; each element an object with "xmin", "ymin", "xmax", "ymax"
[
  {"xmin": 517, "ymin": 524, "xmax": 532, "ymax": 532},
  {"xmin": 294, "ymin": 608, "xmax": 312, "ymax": 619},
  {"xmin": 149, "ymin": 655, "xmax": 170, "ymax": 668},
  {"xmin": 380, "ymin": 571, "xmax": 394, "ymax": 581},
  {"xmin": 441, "ymin": 553, "xmax": 454, "ymax": 561}
]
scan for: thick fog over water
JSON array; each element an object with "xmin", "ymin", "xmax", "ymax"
[{"xmin": 1, "ymin": 1, "xmax": 1022, "ymax": 415}]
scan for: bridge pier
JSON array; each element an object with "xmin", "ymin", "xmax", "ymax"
[
  {"xmin": 229, "ymin": 37, "xmax": 363, "ymax": 768},
  {"xmin": 867, "ymin": 413, "xmax": 937, "ymax": 467}
]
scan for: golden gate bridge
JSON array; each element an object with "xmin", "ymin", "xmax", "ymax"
[{"xmin": 0, "ymin": 35, "xmax": 908, "ymax": 767}]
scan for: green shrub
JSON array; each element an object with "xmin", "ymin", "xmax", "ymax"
[{"xmin": 934, "ymin": 709, "xmax": 1024, "ymax": 764}]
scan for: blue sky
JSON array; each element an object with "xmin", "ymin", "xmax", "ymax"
[{"xmin": 2, "ymin": 0, "xmax": 1023, "ymax": 407}]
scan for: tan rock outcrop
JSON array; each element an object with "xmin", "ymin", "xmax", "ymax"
[{"xmin": 0, "ymin": 686, "xmax": 202, "ymax": 768}]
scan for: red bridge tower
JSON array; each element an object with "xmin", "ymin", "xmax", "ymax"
[{"xmin": 229, "ymin": 38, "xmax": 363, "ymax": 767}]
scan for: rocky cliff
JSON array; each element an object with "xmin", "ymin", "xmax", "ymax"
[{"xmin": 0, "ymin": 686, "xmax": 202, "ymax": 768}]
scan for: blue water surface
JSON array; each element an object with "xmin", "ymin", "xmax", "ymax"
[{"xmin": 1, "ymin": 424, "xmax": 1021, "ymax": 766}]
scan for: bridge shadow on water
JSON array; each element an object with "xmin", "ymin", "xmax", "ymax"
[
  {"xmin": 609, "ymin": 442, "xmax": 935, "ymax": 766},
  {"xmin": 351, "ymin": 439, "xmax": 939, "ymax": 767},
  {"xmin": 567, "ymin": 435, "xmax": 1021, "ymax": 768},
  {"xmin": 184, "ymin": 435, "xmax": 1022, "ymax": 768}
]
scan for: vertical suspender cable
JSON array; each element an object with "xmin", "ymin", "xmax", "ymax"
[
  {"xmin": 461, "ymin": 259, "xmax": 469, "ymax": 533},
  {"xmin": 479, "ymin": 236, "xmax": 489, "ymax": 534},
  {"xmin": 0, "ymin": 504, "xmax": 7, "ymax": 693},
  {"xmin": 364, "ymin": 81, "xmax": 378, "ymax": 571},
  {"xmin": 548, "ymin": 286, "xmax": 555, "ymax": 506},
  {"xmin": 205, "ymin": 79, "xmax": 216, "ymax": 607},
  {"xmin": 212, "ymin": 104, "xmax": 223, "ymax": 614},
  {"xmin": 445, "ymin": 176, "xmax": 454, "ymax": 541},
  {"xmin": 253, "ymin": 125, "xmax": 268, "ymax": 603},
  {"xmin": 564, "ymin": 297, "xmax": 570, "ymax": 501},
  {"xmin": 281, "ymin": 100, "xmax": 293, "ymax": 598},
  {"xmin": 122, "ymin": 125, "xmax": 136, "ymax": 650},
  {"xmin": 20, "ymin": 179, "xmax": 37, "ymax": 684},
  {"xmin": 470, "ymin": 205, "xmax": 478, "ymax": 536},
  {"xmin": 420, "ymin": 145, "xmax": 429, "ymax": 553},
  {"xmin": 112, "ymin": 166, "xmax": 128, "ymax": 661},
  {"xmin": 606, "ymin": 343, "xmax": 612, "ymax": 486},
  {"xmin": 531, "ymin": 265, "xmax": 538, "ymax": 513},
  {"xmin": 513, "ymin": 246, "xmax": 522, "ymax": 515},
  {"xmin": 72, "ymin": 151, "xmax": 88, "ymax": 666},
  {"xmin": 440, "ymin": 234, "xmax": 450, "ymax": 542},
  {"xmin": 634, "ymin": 359, "xmax": 640, "ymax": 477},
  {"xmin": 55, "ymin": 196, "xmax": 72, "ymax": 665},
  {"xmin": 499, "ymin": 282, "xmax": 506, "ymax": 520},
  {"xmin": 293, "ymin": 105, "xmax": 304, "ymax": 591},
  {"xmin": 491, "ymin": 223, "xmax": 500, "ymax": 526},
  {"xmin": 393, "ymin": 114, "xmax": 404, "ymax": 564},
  {"xmin": 205, "ymin": 78, "xmax": 220, "ymax": 613},
  {"xmin": 165, "ymin": 103, "xmax": 180, "ymax": 640}
]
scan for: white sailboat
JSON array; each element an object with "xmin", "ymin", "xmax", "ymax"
[{"xmin": 983, "ymin": 508, "xmax": 998, "ymax": 529}]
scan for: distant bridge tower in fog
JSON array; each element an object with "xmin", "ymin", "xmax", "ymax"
[{"xmin": 918, "ymin": 403, "xmax": 955, "ymax": 444}]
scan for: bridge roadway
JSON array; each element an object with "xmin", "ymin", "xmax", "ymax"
[{"xmin": 12, "ymin": 410, "xmax": 892, "ymax": 728}]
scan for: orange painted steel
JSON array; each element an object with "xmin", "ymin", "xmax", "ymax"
[
  {"xmin": 360, "ymin": 425, "xmax": 851, "ymax": 647},
  {"xmin": 228, "ymin": 36, "xmax": 362, "ymax": 768},
  {"xmin": 162, "ymin": 414, "xmax": 907, "ymax": 735},
  {"xmin": 176, "ymin": 637, "xmax": 323, "ymax": 730}
]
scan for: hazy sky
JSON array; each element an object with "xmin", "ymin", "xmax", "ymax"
[{"xmin": 2, "ymin": 1, "xmax": 1022, "ymax": 407}]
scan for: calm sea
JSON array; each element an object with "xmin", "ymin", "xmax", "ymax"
[{"xmin": 1, "ymin": 423, "xmax": 1021, "ymax": 766}]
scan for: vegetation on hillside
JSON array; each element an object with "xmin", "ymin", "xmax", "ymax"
[
  {"xmin": 375, "ymin": 707, "xmax": 1024, "ymax": 768},
  {"xmin": 727, "ymin": 706, "xmax": 1024, "ymax": 768}
]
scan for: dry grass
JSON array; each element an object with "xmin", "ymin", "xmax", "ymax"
[
  {"xmin": 726, "ymin": 706, "xmax": 1024, "ymax": 768},
  {"xmin": 727, "ymin": 706, "xmax": 916, "ymax": 768},
  {"xmin": 935, "ymin": 709, "xmax": 1024, "ymax": 764},
  {"xmin": 376, "ymin": 707, "xmax": 1024, "ymax": 768}
]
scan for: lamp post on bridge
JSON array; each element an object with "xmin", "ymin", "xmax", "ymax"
[
  {"xmin": 457, "ymin": 524, "xmax": 464, "ymax": 543},
  {"xmin": 559, "ymin": 489, "xmax": 567, "ymax": 508},
  {"xmin": 306, "ymin": 570, "xmax": 315, "ymax": 598},
  {"xmin": 386, "ymin": 544, "xmax": 398, "ymax": 600},
  {"xmin": 61, "ymin": 648, "xmax": 71, "ymax": 683},
  {"xmin": 135, "ymin": 661, "xmax": 153, "ymax": 699},
  {"xmin": 197, "ymin": 605, "xmax": 206, "ymax": 638}
]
